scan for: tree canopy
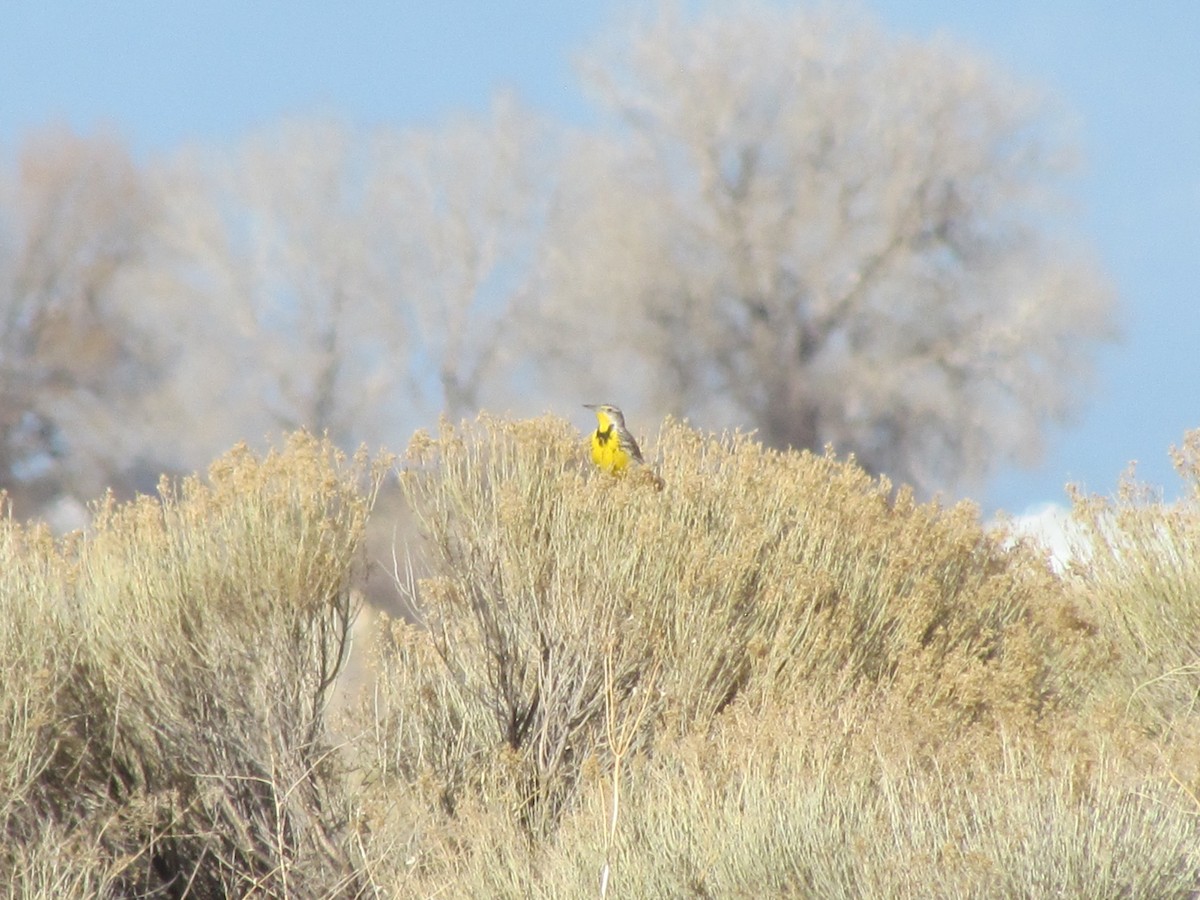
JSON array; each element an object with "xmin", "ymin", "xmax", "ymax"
[
  {"xmin": 0, "ymin": 3, "xmax": 1116, "ymax": 514},
  {"xmin": 539, "ymin": 4, "xmax": 1115, "ymax": 494}
]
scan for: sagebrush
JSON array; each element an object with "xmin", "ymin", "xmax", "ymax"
[{"xmin": 4, "ymin": 418, "xmax": 1199, "ymax": 898}]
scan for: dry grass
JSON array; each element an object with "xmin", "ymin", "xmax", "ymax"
[{"xmin": 5, "ymin": 417, "xmax": 1200, "ymax": 897}]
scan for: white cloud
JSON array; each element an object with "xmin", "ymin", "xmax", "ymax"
[{"xmin": 996, "ymin": 502, "xmax": 1089, "ymax": 574}]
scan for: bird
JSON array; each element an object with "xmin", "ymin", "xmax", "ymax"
[
  {"xmin": 583, "ymin": 404, "xmax": 665, "ymax": 491},
  {"xmin": 584, "ymin": 403, "xmax": 646, "ymax": 475}
]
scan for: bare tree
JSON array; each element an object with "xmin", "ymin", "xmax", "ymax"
[
  {"xmin": 4, "ymin": 7, "xmax": 1116, "ymax": 505},
  {"xmin": 141, "ymin": 100, "xmax": 553, "ymax": 468},
  {"xmin": 539, "ymin": 4, "xmax": 1116, "ymax": 495},
  {"xmin": 0, "ymin": 127, "xmax": 164, "ymax": 513},
  {"xmin": 141, "ymin": 119, "xmax": 404, "ymax": 459},
  {"xmin": 369, "ymin": 93, "xmax": 555, "ymax": 420}
]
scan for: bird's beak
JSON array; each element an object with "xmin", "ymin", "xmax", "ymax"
[{"xmin": 583, "ymin": 404, "xmax": 597, "ymax": 410}]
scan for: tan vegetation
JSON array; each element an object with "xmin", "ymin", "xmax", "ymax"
[
  {"xmin": 2, "ymin": 434, "xmax": 389, "ymax": 897},
  {"xmin": 5, "ymin": 418, "xmax": 1197, "ymax": 897}
]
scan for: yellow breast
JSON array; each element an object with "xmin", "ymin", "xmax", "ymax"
[{"xmin": 591, "ymin": 423, "xmax": 631, "ymax": 474}]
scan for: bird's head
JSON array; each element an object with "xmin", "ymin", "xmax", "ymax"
[{"xmin": 584, "ymin": 403, "xmax": 626, "ymax": 430}]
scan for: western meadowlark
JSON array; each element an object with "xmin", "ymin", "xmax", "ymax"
[
  {"xmin": 584, "ymin": 403, "xmax": 664, "ymax": 489},
  {"xmin": 584, "ymin": 403, "xmax": 645, "ymax": 474}
]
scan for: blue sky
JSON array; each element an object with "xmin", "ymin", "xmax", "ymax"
[{"xmin": 2, "ymin": 1, "xmax": 1197, "ymax": 515}]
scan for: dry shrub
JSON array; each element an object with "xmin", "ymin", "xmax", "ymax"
[
  {"xmin": 11, "ymin": 417, "xmax": 1197, "ymax": 897},
  {"xmin": 0, "ymin": 521, "xmax": 110, "ymax": 893},
  {"xmin": 358, "ymin": 414, "xmax": 1098, "ymax": 867},
  {"xmin": 1066, "ymin": 428, "xmax": 1200, "ymax": 800},
  {"xmin": 535, "ymin": 698, "xmax": 1200, "ymax": 899},
  {"xmin": 1, "ymin": 434, "xmax": 389, "ymax": 898},
  {"xmin": 356, "ymin": 688, "xmax": 1198, "ymax": 898},
  {"xmin": 0, "ymin": 820, "xmax": 131, "ymax": 900}
]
